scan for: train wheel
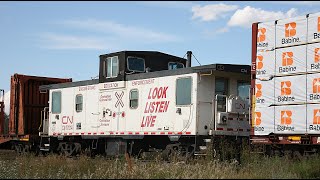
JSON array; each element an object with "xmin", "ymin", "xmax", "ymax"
[
  {"xmin": 14, "ymin": 144, "xmax": 23, "ymax": 155},
  {"xmin": 163, "ymin": 144, "xmax": 190, "ymax": 163},
  {"xmin": 14, "ymin": 143, "xmax": 29, "ymax": 155},
  {"xmin": 58, "ymin": 142, "xmax": 80, "ymax": 157}
]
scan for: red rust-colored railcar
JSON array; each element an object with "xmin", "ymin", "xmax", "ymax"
[{"xmin": 0, "ymin": 74, "xmax": 71, "ymax": 147}]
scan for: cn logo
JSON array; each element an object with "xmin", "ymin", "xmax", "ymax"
[
  {"xmin": 315, "ymin": 48, "xmax": 320, "ymax": 63},
  {"xmin": 313, "ymin": 78, "xmax": 320, "ymax": 93},
  {"xmin": 255, "ymin": 84, "xmax": 262, "ymax": 98},
  {"xmin": 257, "ymin": 28, "xmax": 266, "ymax": 42},
  {"xmin": 282, "ymin": 52, "xmax": 293, "ymax": 66},
  {"xmin": 285, "ymin": 22, "xmax": 296, "ymax": 37},
  {"xmin": 281, "ymin": 81, "xmax": 292, "ymax": 95},
  {"xmin": 281, "ymin": 110, "xmax": 292, "ymax": 125},
  {"xmin": 313, "ymin": 109, "xmax": 320, "ymax": 124},
  {"xmin": 255, "ymin": 112, "xmax": 261, "ymax": 125},
  {"xmin": 62, "ymin": 116, "xmax": 73, "ymax": 124},
  {"xmin": 256, "ymin": 55, "xmax": 264, "ymax": 69}
]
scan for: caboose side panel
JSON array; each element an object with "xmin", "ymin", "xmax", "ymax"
[
  {"xmin": 125, "ymin": 73, "xmax": 198, "ymax": 135},
  {"xmin": 98, "ymin": 81, "xmax": 126, "ymax": 134},
  {"xmin": 196, "ymin": 72, "xmax": 250, "ymax": 137},
  {"xmin": 49, "ymin": 87, "xmax": 75, "ymax": 135}
]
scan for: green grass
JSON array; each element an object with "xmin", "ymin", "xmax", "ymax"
[{"xmin": 0, "ymin": 151, "xmax": 320, "ymax": 179}]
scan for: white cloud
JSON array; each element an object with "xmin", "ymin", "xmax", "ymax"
[
  {"xmin": 216, "ymin": 27, "xmax": 229, "ymax": 34},
  {"xmin": 191, "ymin": 3, "xmax": 238, "ymax": 22},
  {"xmin": 203, "ymin": 26, "xmax": 230, "ymax": 38},
  {"xmin": 59, "ymin": 19, "xmax": 181, "ymax": 43},
  {"xmin": 38, "ymin": 19, "xmax": 181, "ymax": 50},
  {"xmin": 228, "ymin": 6, "xmax": 298, "ymax": 28},
  {"xmin": 39, "ymin": 33, "xmax": 112, "ymax": 50}
]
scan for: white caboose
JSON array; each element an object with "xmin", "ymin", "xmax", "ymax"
[{"xmin": 39, "ymin": 51, "xmax": 250, "ymax": 160}]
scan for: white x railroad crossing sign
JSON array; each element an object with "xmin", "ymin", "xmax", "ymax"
[{"xmin": 115, "ymin": 91, "xmax": 124, "ymax": 108}]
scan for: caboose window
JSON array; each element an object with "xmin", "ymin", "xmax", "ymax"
[
  {"xmin": 129, "ymin": 89, "xmax": 139, "ymax": 109},
  {"xmin": 105, "ymin": 56, "xmax": 119, "ymax": 78},
  {"xmin": 75, "ymin": 94, "xmax": 83, "ymax": 112},
  {"xmin": 237, "ymin": 80, "xmax": 250, "ymax": 103},
  {"xmin": 215, "ymin": 77, "xmax": 229, "ymax": 112},
  {"xmin": 52, "ymin": 91, "xmax": 61, "ymax": 114},
  {"xmin": 127, "ymin": 56, "xmax": 145, "ymax": 72},
  {"xmin": 176, "ymin": 77, "xmax": 192, "ymax": 105},
  {"xmin": 168, "ymin": 62, "xmax": 184, "ymax": 70}
]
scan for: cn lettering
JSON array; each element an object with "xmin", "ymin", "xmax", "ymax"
[
  {"xmin": 62, "ymin": 116, "xmax": 74, "ymax": 130},
  {"xmin": 62, "ymin": 116, "xmax": 73, "ymax": 124}
]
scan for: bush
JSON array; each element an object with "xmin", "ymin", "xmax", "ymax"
[{"xmin": 0, "ymin": 152, "xmax": 319, "ymax": 179}]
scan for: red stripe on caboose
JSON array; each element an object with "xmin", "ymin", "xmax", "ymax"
[{"xmin": 217, "ymin": 128, "xmax": 224, "ymax": 131}]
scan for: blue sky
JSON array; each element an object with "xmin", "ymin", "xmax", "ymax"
[{"xmin": 1, "ymin": 1, "xmax": 320, "ymax": 92}]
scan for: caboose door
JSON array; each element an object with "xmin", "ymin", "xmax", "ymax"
[
  {"xmin": 174, "ymin": 76, "xmax": 194, "ymax": 132},
  {"xmin": 98, "ymin": 90, "xmax": 116, "ymax": 132}
]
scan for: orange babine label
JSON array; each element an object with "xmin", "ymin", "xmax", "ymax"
[
  {"xmin": 254, "ymin": 111, "xmax": 264, "ymax": 131},
  {"xmin": 257, "ymin": 55, "xmax": 264, "ymax": 69},
  {"xmin": 279, "ymin": 52, "xmax": 296, "ymax": 73},
  {"xmin": 255, "ymin": 83, "xmax": 266, "ymax": 104},
  {"xmin": 310, "ymin": 48, "xmax": 320, "ymax": 71},
  {"xmin": 312, "ymin": 17, "xmax": 320, "ymax": 40},
  {"xmin": 255, "ymin": 112, "xmax": 262, "ymax": 125},
  {"xmin": 315, "ymin": 48, "xmax": 320, "ymax": 63},
  {"xmin": 257, "ymin": 28, "xmax": 266, "ymax": 42},
  {"xmin": 318, "ymin": 17, "xmax": 320, "ymax": 32},
  {"xmin": 281, "ymin": 110, "xmax": 292, "ymax": 125},
  {"xmin": 282, "ymin": 22, "xmax": 300, "ymax": 45},
  {"xmin": 281, "ymin": 81, "xmax": 291, "ymax": 95},
  {"xmin": 313, "ymin": 109, "xmax": 320, "ymax": 124},
  {"xmin": 278, "ymin": 81, "xmax": 295, "ymax": 103},
  {"xmin": 313, "ymin": 78, "xmax": 320, "ymax": 93},
  {"xmin": 257, "ymin": 27, "xmax": 269, "ymax": 48},
  {"xmin": 310, "ymin": 78, "xmax": 320, "ymax": 101},
  {"xmin": 282, "ymin": 52, "xmax": 293, "ymax": 66},
  {"xmin": 310, "ymin": 109, "xmax": 320, "ymax": 131},
  {"xmin": 256, "ymin": 54, "xmax": 267, "ymax": 75},
  {"xmin": 278, "ymin": 110, "xmax": 294, "ymax": 131},
  {"xmin": 256, "ymin": 84, "xmax": 262, "ymax": 98},
  {"xmin": 285, "ymin": 22, "xmax": 296, "ymax": 37}
]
